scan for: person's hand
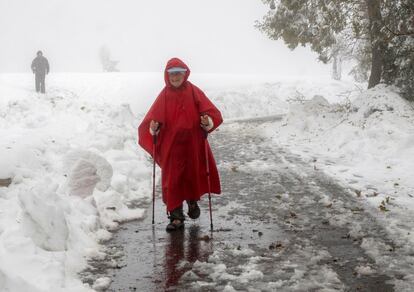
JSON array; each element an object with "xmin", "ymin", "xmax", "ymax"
[
  {"xmin": 149, "ymin": 120, "xmax": 160, "ymax": 135},
  {"xmin": 200, "ymin": 115, "xmax": 213, "ymax": 131}
]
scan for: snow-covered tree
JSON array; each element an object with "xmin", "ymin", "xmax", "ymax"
[
  {"xmin": 257, "ymin": 0, "xmax": 414, "ymax": 100},
  {"xmin": 381, "ymin": 0, "xmax": 414, "ymax": 100},
  {"xmin": 99, "ymin": 45, "xmax": 120, "ymax": 72},
  {"xmin": 330, "ymin": 30, "xmax": 356, "ymax": 81}
]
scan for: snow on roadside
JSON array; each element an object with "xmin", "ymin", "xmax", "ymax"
[
  {"xmin": 206, "ymin": 75, "xmax": 356, "ymax": 120},
  {"xmin": 266, "ymin": 85, "xmax": 414, "ymax": 238},
  {"xmin": 259, "ymin": 84, "xmax": 414, "ymax": 289},
  {"xmin": 0, "ymin": 77, "xmax": 152, "ymax": 291}
]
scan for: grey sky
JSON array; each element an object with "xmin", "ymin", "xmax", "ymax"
[{"xmin": 0, "ymin": 0, "xmax": 330, "ymax": 74}]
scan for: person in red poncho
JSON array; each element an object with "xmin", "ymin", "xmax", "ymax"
[{"xmin": 138, "ymin": 58, "xmax": 223, "ymax": 231}]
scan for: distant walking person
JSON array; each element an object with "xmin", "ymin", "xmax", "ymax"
[{"xmin": 31, "ymin": 50, "xmax": 50, "ymax": 93}]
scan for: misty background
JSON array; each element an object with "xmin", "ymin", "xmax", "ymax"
[{"xmin": 0, "ymin": 0, "xmax": 330, "ymax": 75}]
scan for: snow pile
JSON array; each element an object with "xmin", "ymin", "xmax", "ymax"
[
  {"xmin": 355, "ymin": 265, "xmax": 376, "ymax": 276},
  {"xmin": 271, "ymin": 85, "xmax": 414, "ymax": 229},
  {"xmin": 65, "ymin": 151, "xmax": 113, "ymax": 198},
  {"xmin": 19, "ymin": 182, "xmax": 69, "ymax": 251},
  {"xmin": 0, "ymin": 76, "xmax": 152, "ymax": 291},
  {"xmin": 91, "ymin": 277, "xmax": 111, "ymax": 291}
]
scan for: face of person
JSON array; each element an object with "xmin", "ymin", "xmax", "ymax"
[{"xmin": 168, "ymin": 72, "xmax": 185, "ymax": 88}]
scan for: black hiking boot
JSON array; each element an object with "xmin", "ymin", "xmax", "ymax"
[
  {"xmin": 166, "ymin": 206, "xmax": 185, "ymax": 232},
  {"xmin": 187, "ymin": 200, "xmax": 200, "ymax": 219}
]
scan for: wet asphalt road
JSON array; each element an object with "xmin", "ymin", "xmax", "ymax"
[{"xmin": 84, "ymin": 119, "xmax": 398, "ymax": 291}]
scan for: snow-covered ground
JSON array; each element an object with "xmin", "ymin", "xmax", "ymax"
[
  {"xmin": 0, "ymin": 74, "xmax": 154, "ymax": 291},
  {"xmin": 0, "ymin": 72, "xmax": 412, "ymax": 291},
  {"xmin": 257, "ymin": 84, "xmax": 414, "ymax": 289},
  {"xmin": 260, "ymin": 84, "xmax": 414, "ymax": 241}
]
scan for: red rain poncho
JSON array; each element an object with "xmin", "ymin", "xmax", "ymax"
[{"xmin": 138, "ymin": 58, "xmax": 223, "ymax": 212}]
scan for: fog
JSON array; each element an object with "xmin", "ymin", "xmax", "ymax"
[{"xmin": 0, "ymin": 0, "xmax": 330, "ymax": 75}]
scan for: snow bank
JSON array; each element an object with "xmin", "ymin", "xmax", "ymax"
[
  {"xmin": 0, "ymin": 74, "xmax": 152, "ymax": 291},
  {"xmin": 271, "ymin": 85, "xmax": 414, "ymax": 230},
  {"xmin": 262, "ymin": 84, "xmax": 414, "ymax": 289},
  {"xmin": 206, "ymin": 76, "xmax": 355, "ymax": 120}
]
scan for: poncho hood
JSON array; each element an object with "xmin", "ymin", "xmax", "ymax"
[{"xmin": 164, "ymin": 58, "xmax": 191, "ymax": 88}]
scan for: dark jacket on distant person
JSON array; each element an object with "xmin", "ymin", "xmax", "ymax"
[{"xmin": 31, "ymin": 56, "xmax": 50, "ymax": 75}]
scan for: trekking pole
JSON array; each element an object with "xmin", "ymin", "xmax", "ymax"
[
  {"xmin": 203, "ymin": 131, "xmax": 213, "ymax": 231},
  {"xmin": 152, "ymin": 134, "xmax": 157, "ymax": 225}
]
